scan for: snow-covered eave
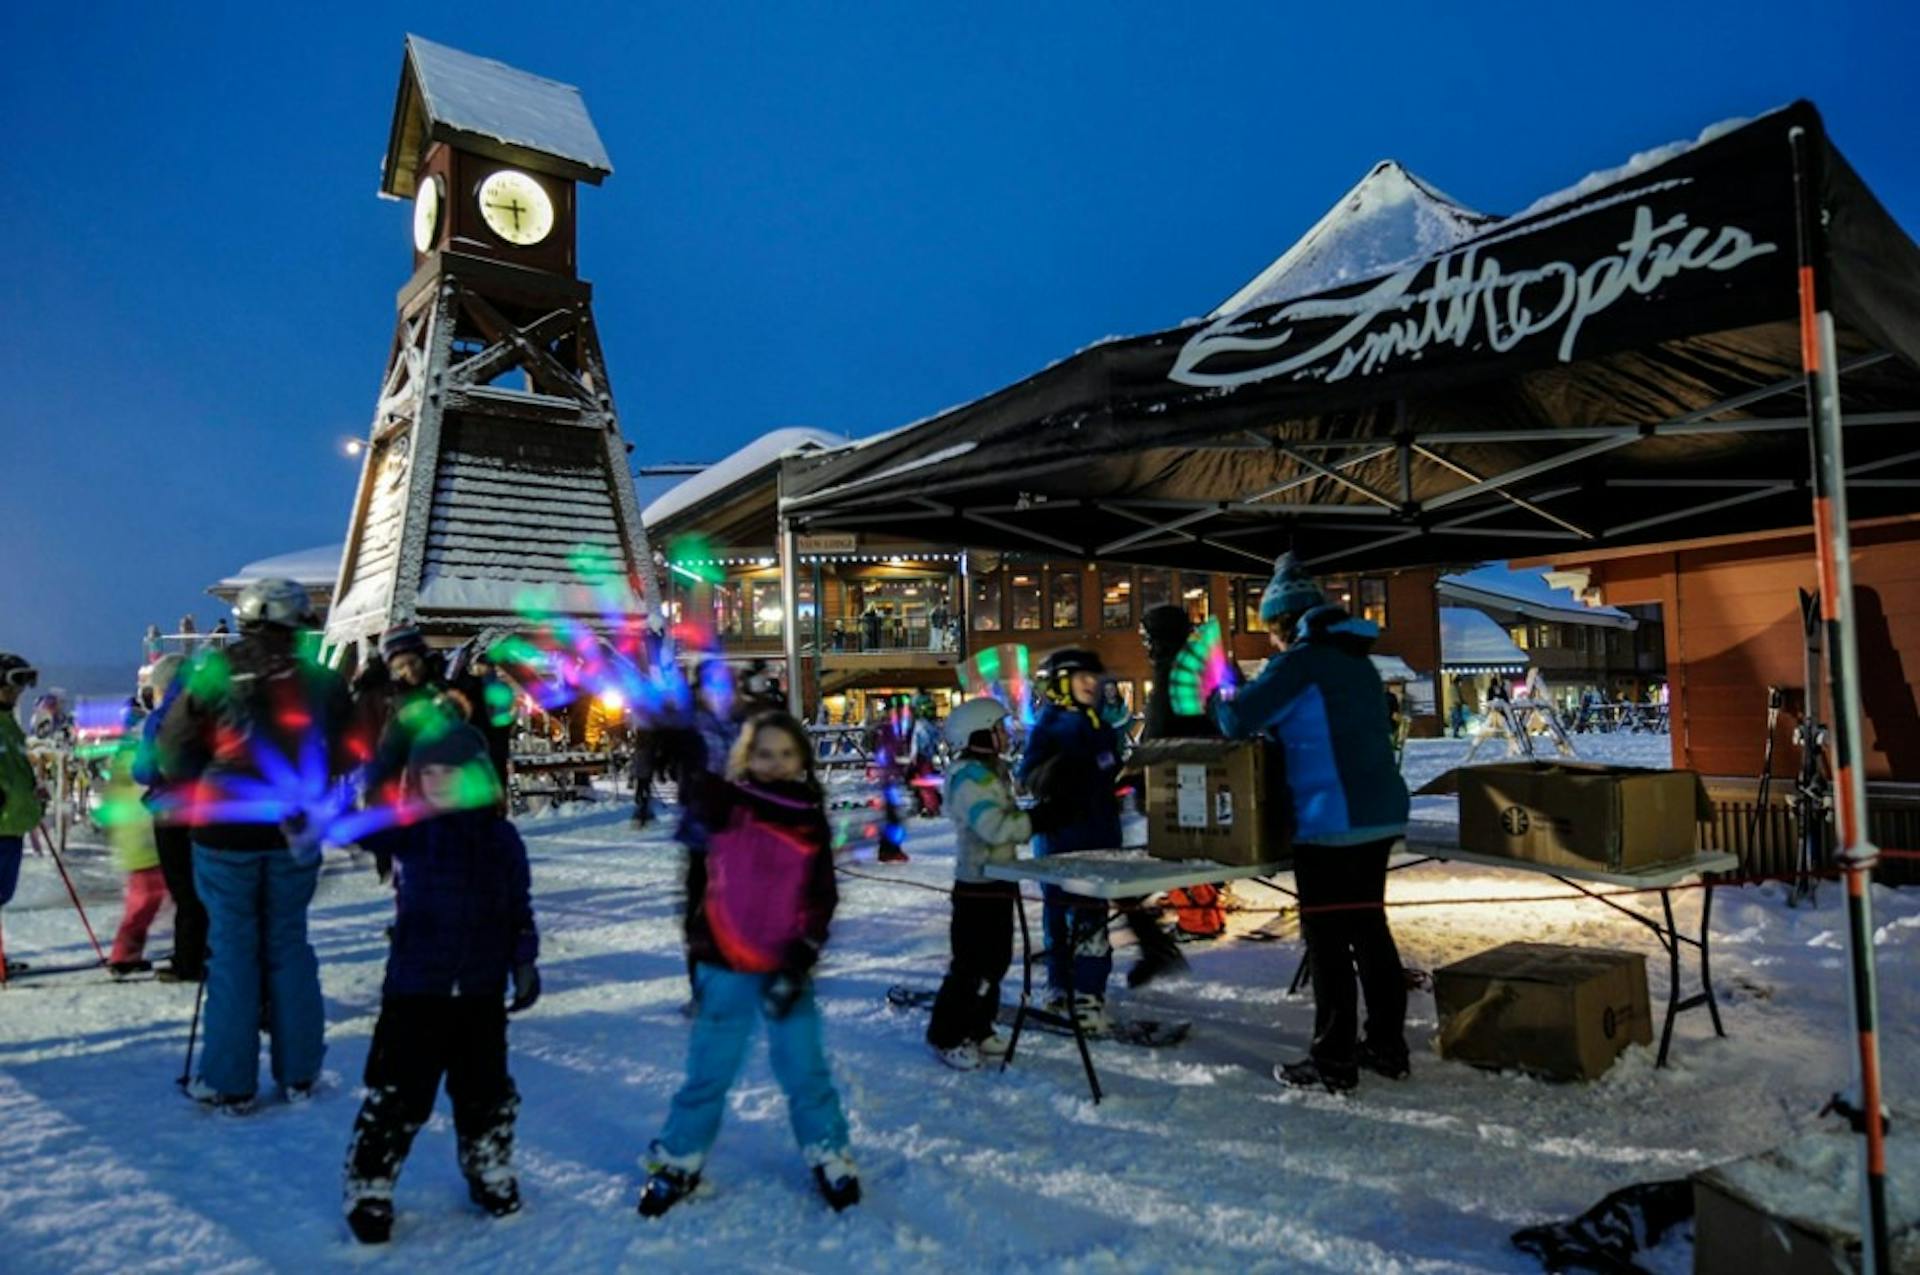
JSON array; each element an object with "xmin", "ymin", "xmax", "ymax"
[
  {"xmin": 643, "ymin": 428, "xmax": 848, "ymax": 530},
  {"xmin": 1437, "ymin": 580, "xmax": 1636, "ymax": 630}
]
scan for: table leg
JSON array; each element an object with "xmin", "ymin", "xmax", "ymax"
[
  {"xmin": 1004, "ymin": 893, "xmax": 1035, "ymax": 1069},
  {"xmin": 1699, "ymin": 882, "xmax": 1726, "ymax": 1037},
  {"xmin": 1064, "ymin": 903, "xmax": 1104, "ymax": 1105},
  {"xmin": 1655, "ymin": 888, "xmax": 1683, "ymax": 1068}
]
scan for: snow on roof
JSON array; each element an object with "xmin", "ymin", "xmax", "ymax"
[
  {"xmin": 1210, "ymin": 161, "xmax": 1497, "ymax": 318},
  {"xmin": 218, "ymin": 544, "xmax": 343, "ymax": 590},
  {"xmin": 1438, "ymin": 563, "xmax": 1634, "ymax": 628},
  {"xmin": 383, "ymin": 36, "xmax": 610, "ymax": 196},
  {"xmin": 642, "ymin": 428, "xmax": 848, "ymax": 528},
  {"xmin": 1510, "ymin": 110, "xmax": 1773, "ymax": 221},
  {"xmin": 1439, "ymin": 607, "xmax": 1530, "ymax": 670}
]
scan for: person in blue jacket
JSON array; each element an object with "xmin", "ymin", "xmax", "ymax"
[
  {"xmin": 1213, "ymin": 553, "xmax": 1411, "ymax": 1092},
  {"xmin": 1017, "ymin": 648, "xmax": 1123, "ymax": 1034},
  {"xmin": 342, "ymin": 724, "xmax": 540, "ymax": 1244}
]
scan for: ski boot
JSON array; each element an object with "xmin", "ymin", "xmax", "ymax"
[
  {"xmin": 1275, "ymin": 1057, "xmax": 1359, "ymax": 1094},
  {"xmin": 974, "ymin": 1031, "xmax": 1009, "ymax": 1061},
  {"xmin": 1356, "ymin": 1039, "xmax": 1411, "ymax": 1081},
  {"xmin": 110, "ymin": 959, "xmax": 153, "ymax": 979},
  {"xmin": 467, "ymin": 1176, "xmax": 522, "ymax": 1218},
  {"xmin": 345, "ymin": 1198, "xmax": 394, "ymax": 1244},
  {"xmin": 811, "ymin": 1150, "xmax": 861, "ymax": 1213},
  {"xmin": 637, "ymin": 1163, "xmax": 701, "ymax": 1218},
  {"xmin": 930, "ymin": 1040, "xmax": 981, "ymax": 1071}
]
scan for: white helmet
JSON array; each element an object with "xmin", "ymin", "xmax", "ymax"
[
  {"xmin": 943, "ymin": 695, "xmax": 1009, "ymax": 749},
  {"xmin": 233, "ymin": 577, "xmax": 314, "ymax": 630}
]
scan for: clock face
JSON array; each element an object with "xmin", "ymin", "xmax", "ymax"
[
  {"xmin": 476, "ymin": 169, "xmax": 555, "ymax": 247},
  {"xmin": 412, "ymin": 176, "xmax": 442, "ymax": 254}
]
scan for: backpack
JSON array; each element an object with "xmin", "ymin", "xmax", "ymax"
[
  {"xmin": 1167, "ymin": 884, "xmax": 1227, "ymax": 937},
  {"xmin": 703, "ymin": 786, "xmax": 823, "ymax": 973}
]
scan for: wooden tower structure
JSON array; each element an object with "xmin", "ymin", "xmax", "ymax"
[{"xmin": 325, "ymin": 35, "xmax": 659, "ymax": 665}]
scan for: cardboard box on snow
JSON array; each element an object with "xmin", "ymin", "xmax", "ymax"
[
  {"xmin": 1693, "ymin": 1117, "xmax": 1920, "ymax": 1274},
  {"xmin": 1434, "ymin": 942, "xmax": 1650, "ymax": 1081},
  {"xmin": 1130, "ymin": 738, "xmax": 1288, "ymax": 868},
  {"xmin": 1457, "ymin": 762, "xmax": 1712, "ymax": 873}
]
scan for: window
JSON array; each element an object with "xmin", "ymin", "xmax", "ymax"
[
  {"xmin": 1137, "ymin": 568, "xmax": 1173, "ymax": 614},
  {"xmin": 712, "ymin": 581, "xmax": 744, "ymax": 639},
  {"xmin": 1100, "ymin": 566, "xmax": 1133, "ymax": 629},
  {"xmin": 971, "ymin": 571, "xmax": 1002, "ymax": 631},
  {"xmin": 1050, "ymin": 569, "xmax": 1081, "ymax": 629},
  {"xmin": 1179, "ymin": 573, "xmax": 1211, "ymax": 624},
  {"xmin": 1357, "ymin": 578, "xmax": 1388, "ymax": 628},
  {"xmin": 1322, "ymin": 574, "xmax": 1356, "ymax": 612},
  {"xmin": 1009, "ymin": 571, "xmax": 1042, "ymax": 631},
  {"xmin": 1237, "ymin": 577, "xmax": 1263, "ymax": 633},
  {"xmin": 1509, "ymin": 624, "xmax": 1530, "ymax": 650},
  {"xmin": 749, "ymin": 579, "xmax": 784, "ymax": 639}
]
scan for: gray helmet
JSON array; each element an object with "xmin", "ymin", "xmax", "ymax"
[
  {"xmin": 0, "ymin": 652, "xmax": 36, "ymax": 690},
  {"xmin": 233, "ymin": 577, "xmax": 314, "ymax": 630}
]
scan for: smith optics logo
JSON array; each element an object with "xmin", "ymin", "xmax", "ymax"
[
  {"xmin": 1171, "ymin": 198, "xmax": 1777, "ymax": 389},
  {"xmin": 1500, "ymin": 806, "xmax": 1531, "ymax": 837}
]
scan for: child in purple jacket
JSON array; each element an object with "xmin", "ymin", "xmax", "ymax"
[{"xmin": 341, "ymin": 725, "xmax": 539, "ymax": 1244}]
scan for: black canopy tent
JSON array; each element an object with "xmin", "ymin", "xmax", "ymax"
[
  {"xmin": 775, "ymin": 101, "xmax": 1916, "ymax": 1268},
  {"xmin": 778, "ymin": 102, "xmax": 1920, "ymax": 576}
]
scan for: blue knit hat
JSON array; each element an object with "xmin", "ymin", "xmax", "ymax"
[{"xmin": 1258, "ymin": 552, "xmax": 1326, "ymax": 624}]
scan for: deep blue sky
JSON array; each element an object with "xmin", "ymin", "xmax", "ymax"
[{"xmin": 5, "ymin": 1, "xmax": 1916, "ymax": 666}]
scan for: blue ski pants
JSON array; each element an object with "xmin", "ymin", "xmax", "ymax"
[
  {"xmin": 193, "ymin": 845, "xmax": 325, "ymax": 1097},
  {"xmin": 0, "ymin": 836, "xmax": 21, "ymax": 908},
  {"xmin": 656, "ymin": 963, "xmax": 849, "ymax": 1168}
]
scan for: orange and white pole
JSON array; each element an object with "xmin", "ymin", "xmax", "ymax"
[{"xmin": 1790, "ymin": 123, "xmax": 1890, "ymax": 1274}]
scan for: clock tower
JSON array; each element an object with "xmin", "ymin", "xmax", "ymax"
[{"xmin": 325, "ymin": 35, "xmax": 660, "ymax": 666}]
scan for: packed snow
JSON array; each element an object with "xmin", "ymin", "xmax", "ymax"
[{"xmin": 1, "ymin": 733, "xmax": 1912, "ymax": 1273}]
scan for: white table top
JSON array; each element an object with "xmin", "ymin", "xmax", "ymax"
[
  {"xmin": 980, "ymin": 837, "xmax": 1738, "ymax": 898},
  {"xmin": 981, "ymin": 851, "xmax": 1287, "ymax": 900}
]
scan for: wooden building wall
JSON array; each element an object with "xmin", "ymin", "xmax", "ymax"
[{"xmin": 1566, "ymin": 519, "xmax": 1920, "ymax": 781}]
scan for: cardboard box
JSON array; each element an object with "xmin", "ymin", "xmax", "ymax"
[
  {"xmin": 1693, "ymin": 1118, "xmax": 1920, "ymax": 1274},
  {"xmin": 1433, "ymin": 942, "xmax": 1651, "ymax": 1081},
  {"xmin": 1456, "ymin": 762, "xmax": 1712, "ymax": 873},
  {"xmin": 1131, "ymin": 738, "xmax": 1288, "ymax": 867}
]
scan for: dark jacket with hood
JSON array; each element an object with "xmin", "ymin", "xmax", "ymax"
[
  {"xmin": 1018, "ymin": 701, "xmax": 1123, "ymax": 856},
  {"xmin": 156, "ymin": 632, "xmax": 355, "ymax": 850},
  {"xmin": 1213, "ymin": 604, "xmax": 1409, "ymax": 847},
  {"xmin": 360, "ymin": 809, "xmax": 538, "ymax": 997}
]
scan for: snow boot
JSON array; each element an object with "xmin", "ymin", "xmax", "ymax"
[
  {"xmin": 155, "ymin": 962, "xmax": 204, "ymax": 984},
  {"xmin": 345, "ymin": 1198, "xmax": 393, "ymax": 1244},
  {"xmin": 811, "ymin": 1151, "xmax": 861, "ymax": 1213},
  {"xmin": 1356, "ymin": 1039, "xmax": 1411, "ymax": 1081},
  {"xmin": 284, "ymin": 1080, "xmax": 319, "ymax": 1105},
  {"xmin": 343, "ymin": 1086, "xmax": 423, "ymax": 1220},
  {"xmin": 1275, "ymin": 1057, "xmax": 1359, "ymax": 1094},
  {"xmin": 930, "ymin": 1040, "xmax": 981, "ymax": 1071},
  {"xmin": 636, "ymin": 1163, "xmax": 701, "ymax": 1218},
  {"xmin": 184, "ymin": 1078, "xmax": 256, "ymax": 1115},
  {"xmin": 974, "ymin": 1032, "xmax": 1009, "ymax": 1060},
  {"xmin": 457, "ymin": 1092, "xmax": 520, "ymax": 1217},
  {"xmin": 110, "ymin": 959, "xmax": 153, "ymax": 979},
  {"xmin": 1126, "ymin": 941, "xmax": 1189, "ymax": 989}
]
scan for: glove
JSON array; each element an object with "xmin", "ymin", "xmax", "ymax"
[
  {"xmin": 761, "ymin": 970, "xmax": 808, "ymax": 1021},
  {"xmin": 508, "ymin": 962, "xmax": 541, "ymax": 1014},
  {"xmin": 282, "ymin": 812, "xmax": 323, "ymax": 867}
]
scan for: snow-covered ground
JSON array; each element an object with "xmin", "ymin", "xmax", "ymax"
[{"xmin": 1, "ymin": 735, "xmax": 1912, "ymax": 1273}]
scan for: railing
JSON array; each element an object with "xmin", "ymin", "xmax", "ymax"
[
  {"xmin": 813, "ymin": 623, "xmax": 959, "ymax": 655},
  {"xmin": 1698, "ymin": 776, "xmax": 1920, "ymax": 885}
]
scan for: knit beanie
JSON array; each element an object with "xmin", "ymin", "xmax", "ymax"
[
  {"xmin": 406, "ymin": 721, "xmax": 487, "ymax": 776},
  {"xmin": 1258, "ymin": 552, "xmax": 1326, "ymax": 624}
]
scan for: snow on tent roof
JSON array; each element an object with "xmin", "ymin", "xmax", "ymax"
[
  {"xmin": 1210, "ymin": 161, "xmax": 1498, "ymax": 319},
  {"xmin": 217, "ymin": 544, "xmax": 343, "ymax": 590},
  {"xmin": 1440, "ymin": 607, "xmax": 1530, "ymax": 671},
  {"xmin": 642, "ymin": 428, "xmax": 847, "ymax": 529},
  {"xmin": 382, "ymin": 35, "xmax": 611, "ymax": 198},
  {"xmin": 1438, "ymin": 563, "xmax": 1634, "ymax": 627}
]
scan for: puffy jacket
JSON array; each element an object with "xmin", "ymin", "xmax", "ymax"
[
  {"xmin": 1017, "ymin": 703, "xmax": 1122, "ymax": 856},
  {"xmin": 0, "ymin": 711, "xmax": 43, "ymax": 838},
  {"xmin": 1214, "ymin": 604, "xmax": 1409, "ymax": 846},
  {"xmin": 683, "ymin": 776, "xmax": 835, "ymax": 973},
  {"xmin": 104, "ymin": 739, "xmax": 160, "ymax": 873},
  {"xmin": 946, "ymin": 752, "xmax": 1033, "ymax": 883},
  {"xmin": 156, "ymin": 634, "xmax": 356, "ymax": 850},
  {"xmin": 359, "ymin": 809, "xmax": 537, "ymax": 997}
]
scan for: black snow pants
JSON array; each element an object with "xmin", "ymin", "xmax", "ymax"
[
  {"xmin": 1295, "ymin": 839, "xmax": 1407, "ymax": 1068},
  {"xmin": 153, "ymin": 823, "xmax": 208, "ymax": 977},
  {"xmin": 344, "ymin": 994, "xmax": 518, "ymax": 1202},
  {"xmin": 927, "ymin": 882, "xmax": 1018, "ymax": 1049}
]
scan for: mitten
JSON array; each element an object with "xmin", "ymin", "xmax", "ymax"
[{"xmin": 508, "ymin": 962, "xmax": 542, "ymax": 1014}]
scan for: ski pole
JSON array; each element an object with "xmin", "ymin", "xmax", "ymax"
[
  {"xmin": 31, "ymin": 824, "xmax": 106, "ymax": 964},
  {"xmin": 178, "ymin": 974, "xmax": 207, "ymax": 1089}
]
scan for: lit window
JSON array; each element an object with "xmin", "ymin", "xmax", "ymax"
[
  {"xmin": 972, "ymin": 571, "xmax": 1003, "ymax": 631},
  {"xmin": 1050, "ymin": 569, "xmax": 1081, "ymax": 629},
  {"xmin": 1010, "ymin": 573, "xmax": 1042, "ymax": 631},
  {"xmin": 1137, "ymin": 568, "xmax": 1173, "ymax": 614},
  {"xmin": 749, "ymin": 579, "xmax": 783, "ymax": 639},
  {"xmin": 1101, "ymin": 566, "xmax": 1133, "ymax": 630},
  {"xmin": 1358, "ymin": 578, "xmax": 1388, "ymax": 628},
  {"xmin": 712, "ymin": 581, "xmax": 744, "ymax": 639},
  {"xmin": 1179, "ymin": 573, "xmax": 1210, "ymax": 623}
]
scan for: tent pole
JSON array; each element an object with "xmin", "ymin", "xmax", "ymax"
[
  {"xmin": 778, "ymin": 516, "xmax": 804, "ymax": 718},
  {"xmin": 1790, "ymin": 123, "xmax": 1889, "ymax": 1275}
]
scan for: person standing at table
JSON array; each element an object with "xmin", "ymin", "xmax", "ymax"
[
  {"xmin": 1018, "ymin": 648, "xmax": 1123, "ymax": 1036},
  {"xmin": 1212, "ymin": 553, "xmax": 1410, "ymax": 1092}
]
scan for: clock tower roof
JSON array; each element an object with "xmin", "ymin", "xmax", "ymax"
[{"xmin": 381, "ymin": 34, "xmax": 612, "ymax": 200}]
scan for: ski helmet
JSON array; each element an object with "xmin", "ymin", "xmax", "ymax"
[
  {"xmin": 0, "ymin": 652, "xmax": 36, "ymax": 690},
  {"xmin": 1038, "ymin": 647, "xmax": 1105, "ymax": 711},
  {"xmin": 233, "ymin": 577, "xmax": 314, "ymax": 630},
  {"xmin": 943, "ymin": 695, "xmax": 1010, "ymax": 750}
]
